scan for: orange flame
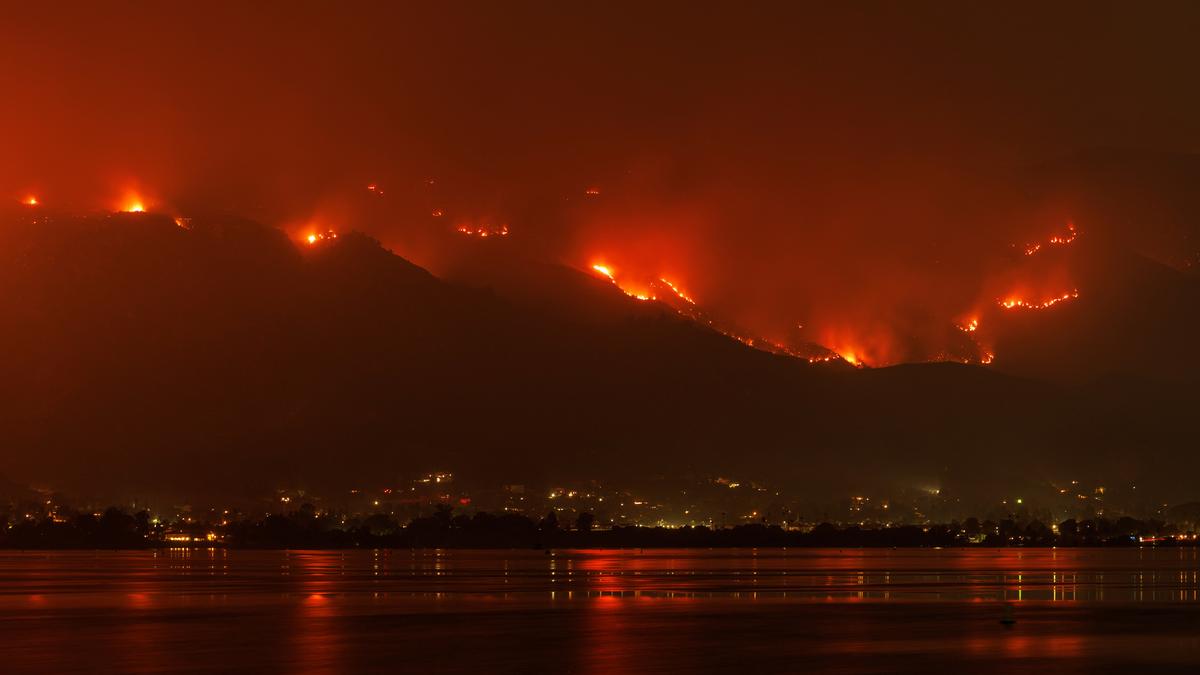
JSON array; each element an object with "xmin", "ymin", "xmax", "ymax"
[
  {"xmin": 658, "ymin": 278, "xmax": 696, "ymax": 305},
  {"xmin": 588, "ymin": 262, "xmax": 656, "ymax": 300},
  {"xmin": 305, "ymin": 230, "xmax": 338, "ymax": 245},
  {"xmin": 456, "ymin": 223, "xmax": 509, "ymax": 238},
  {"xmin": 998, "ymin": 290, "xmax": 1079, "ymax": 310},
  {"xmin": 836, "ymin": 350, "xmax": 862, "ymax": 366},
  {"xmin": 22, "ymin": 196, "xmax": 38, "ymax": 206},
  {"xmin": 1023, "ymin": 222, "xmax": 1077, "ymax": 256}
]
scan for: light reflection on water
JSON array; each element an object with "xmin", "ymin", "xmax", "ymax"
[{"xmin": 2, "ymin": 548, "xmax": 1200, "ymax": 673}]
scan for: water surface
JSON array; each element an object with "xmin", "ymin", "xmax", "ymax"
[{"xmin": 3, "ymin": 548, "xmax": 1200, "ymax": 673}]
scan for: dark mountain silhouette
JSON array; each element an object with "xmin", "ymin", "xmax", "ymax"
[{"xmin": 0, "ymin": 208, "xmax": 1195, "ymax": 505}]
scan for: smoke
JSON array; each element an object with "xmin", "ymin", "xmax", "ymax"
[{"xmin": 4, "ymin": 2, "xmax": 1200, "ymax": 365}]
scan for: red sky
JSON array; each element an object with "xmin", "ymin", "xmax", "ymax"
[{"xmin": 4, "ymin": 1, "xmax": 1200, "ymax": 363}]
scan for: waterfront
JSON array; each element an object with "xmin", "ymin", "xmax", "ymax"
[{"xmin": 3, "ymin": 548, "xmax": 1200, "ymax": 673}]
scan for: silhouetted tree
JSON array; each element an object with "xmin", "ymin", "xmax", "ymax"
[{"xmin": 576, "ymin": 512, "xmax": 594, "ymax": 533}]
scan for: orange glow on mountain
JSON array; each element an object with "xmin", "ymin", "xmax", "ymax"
[
  {"xmin": 1024, "ymin": 222, "xmax": 1077, "ymax": 256},
  {"xmin": 999, "ymin": 290, "xmax": 1079, "ymax": 310},
  {"xmin": 588, "ymin": 262, "xmax": 657, "ymax": 300},
  {"xmin": 836, "ymin": 349, "xmax": 862, "ymax": 366},
  {"xmin": 658, "ymin": 278, "xmax": 696, "ymax": 305},
  {"xmin": 305, "ymin": 230, "xmax": 338, "ymax": 245},
  {"xmin": 456, "ymin": 223, "xmax": 509, "ymax": 238},
  {"xmin": 22, "ymin": 196, "xmax": 38, "ymax": 206},
  {"xmin": 120, "ymin": 198, "xmax": 146, "ymax": 213}
]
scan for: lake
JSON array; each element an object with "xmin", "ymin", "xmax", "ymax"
[{"xmin": 3, "ymin": 548, "xmax": 1200, "ymax": 673}]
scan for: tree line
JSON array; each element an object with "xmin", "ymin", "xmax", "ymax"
[{"xmin": 0, "ymin": 505, "xmax": 1190, "ymax": 549}]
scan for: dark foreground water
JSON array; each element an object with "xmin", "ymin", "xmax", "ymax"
[{"xmin": 3, "ymin": 548, "xmax": 1200, "ymax": 673}]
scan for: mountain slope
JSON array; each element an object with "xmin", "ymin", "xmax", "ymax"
[{"xmin": 0, "ymin": 210, "xmax": 1194, "ymax": 504}]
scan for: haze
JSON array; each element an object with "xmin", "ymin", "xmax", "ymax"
[{"xmin": 6, "ymin": 2, "xmax": 1200, "ymax": 363}]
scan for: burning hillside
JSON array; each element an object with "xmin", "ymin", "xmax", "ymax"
[{"xmin": 8, "ymin": 164, "xmax": 1200, "ymax": 385}]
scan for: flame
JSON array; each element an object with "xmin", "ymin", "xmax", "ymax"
[
  {"xmin": 837, "ymin": 350, "xmax": 862, "ymax": 366},
  {"xmin": 940, "ymin": 222, "xmax": 1084, "ymax": 366},
  {"xmin": 658, "ymin": 278, "xmax": 696, "ymax": 305},
  {"xmin": 431, "ymin": 209, "xmax": 444, "ymax": 217},
  {"xmin": 953, "ymin": 316, "xmax": 996, "ymax": 365},
  {"xmin": 305, "ymin": 230, "xmax": 338, "ymax": 245},
  {"xmin": 585, "ymin": 188, "xmax": 600, "ymax": 196},
  {"xmin": 456, "ymin": 223, "xmax": 509, "ymax": 238},
  {"xmin": 588, "ymin": 262, "xmax": 656, "ymax": 300},
  {"xmin": 998, "ymin": 290, "xmax": 1079, "ymax": 310},
  {"xmin": 121, "ymin": 198, "xmax": 146, "ymax": 213},
  {"xmin": 1023, "ymin": 222, "xmax": 1077, "ymax": 256},
  {"xmin": 22, "ymin": 196, "xmax": 38, "ymax": 206},
  {"xmin": 591, "ymin": 264, "xmax": 615, "ymax": 281}
]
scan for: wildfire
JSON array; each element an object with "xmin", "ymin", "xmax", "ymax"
[
  {"xmin": 22, "ymin": 196, "xmax": 38, "ymax": 206},
  {"xmin": 431, "ymin": 209, "xmax": 444, "ymax": 217},
  {"xmin": 591, "ymin": 264, "xmax": 615, "ymax": 281},
  {"xmin": 585, "ymin": 188, "xmax": 600, "ymax": 196},
  {"xmin": 837, "ymin": 350, "xmax": 862, "ymax": 366},
  {"xmin": 456, "ymin": 223, "xmax": 509, "ymax": 238},
  {"xmin": 658, "ymin": 278, "xmax": 696, "ymax": 305},
  {"xmin": 121, "ymin": 199, "xmax": 146, "ymax": 213},
  {"xmin": 999, "ymin": 290, "xmax": 1079, "ymax": 310},
  {"xmin": 1024, "ymin": 222, "xmax": 1077, "ymax": 256},
  {"xmin": 952, "ymin": 316, "xmax": 996, "ymax": 365},
  {"xmin": 305, "ymin": 230, "xmax": 338, "ymax": 245},
  {"xmin": 937, "ymin": 222, "xmax": 1085, "ymax": 366},
  {"xmin": 588, "ymin": 263, "xmax": 656, "ymax": 301}
]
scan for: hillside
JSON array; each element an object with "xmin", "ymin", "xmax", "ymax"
[{"xmin": 0, "ymin": 209, "xmax": 1194, "ymax": 504}]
